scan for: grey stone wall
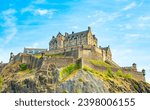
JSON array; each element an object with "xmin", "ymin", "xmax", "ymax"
[
  {"xmin": 40, "ymin": 57, "xmax": 75, "ymax": 71},
  {"xmin": 13, "ymin": 53, "xmax": 43, "ymax": 69}
]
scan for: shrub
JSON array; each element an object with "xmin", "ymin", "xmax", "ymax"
[
  {"xmin": 19, "ymin": 63, "xmax": 27, "ymax": 71},
  {"xmin": 116, "ymin": 70, "xmax": 124, "ymax": 77}
]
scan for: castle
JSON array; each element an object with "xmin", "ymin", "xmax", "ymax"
[
  {"xmin": 48, "ymin": 27, "xmax": 112, "ymax": 62},
  {"xmin": 6, "ymin": 27, "xmax": 145, "ymax": 81}
]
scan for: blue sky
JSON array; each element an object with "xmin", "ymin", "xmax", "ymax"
[{"xmin": 0, "ymin": 0, "xmax": 150, "ymax": 82}]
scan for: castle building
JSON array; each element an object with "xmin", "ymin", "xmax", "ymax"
[
  {"xmin": 20, "ymin": 27, "xmax": 145, "ymax": 81},
  {"xmin": 24, "ymin": 48, "xmax": 47, "ymax": 54},
  {"xmin": 49, "ymin": 27, "xmax": 112, "ymax": 62},
  {"xmin": 49, "ymin": 27, "xmax": 97, "ymax": 50}
]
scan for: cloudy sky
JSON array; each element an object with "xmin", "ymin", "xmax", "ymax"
[{"xmin": 0, "ymin": 0, "xmax": 150, "ymax": 82}]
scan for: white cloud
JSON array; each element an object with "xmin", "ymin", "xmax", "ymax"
[
  {"xmin": 33, "ymin": 0, "xmax": 46, "ymax": 4},
  {"xmin": 72, "ymin": 26, "xmax": 79, "ymax": 29},
  {"xmin": 123, "ymin": 2, "xmax": 137, "ymax": 11},
  {"xmin": 124, "ymin": 33, "xmax": 141, "ymax": 43},
  {"xmin": 21, "ymin": 5, "xmax": 56, "ymax": 18},
  {"xmin": 1, "ymin": 9, "xmax": 17, "ymax": 46},
  {"xmin": 125, "ymin": 24, "xmax": 132, "ymax": 29},
  {"xmin": 139, "ymin": 16, "xmax": 150, "ymax": 21},
  {"xmin": 37, "ymin": 9, "xmax": 48, "ymax": 15},
  {"xmin": 4, "ymin": 28, "xmax": 17, "ymax": 45},
  {"xmin": 89, "ymin": 11, "xmax": 121, "ymax": 27},
  {"xmin": 21, "ymin": 5, "xmax": 34, "ymax": 14}
]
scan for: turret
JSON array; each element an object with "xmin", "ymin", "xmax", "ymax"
[
  {"xmin": 142, "ymin": 69, "xmax": 146, "ymax": 76},
  {"xmin": 132, "ymin": 63, "xmax": 137, "ymax": 71},
  {"xmin": 9, "ymin": 52, "xmax": 14, "ymax": 63}
]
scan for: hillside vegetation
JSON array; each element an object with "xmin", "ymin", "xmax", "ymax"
[{"xmin": 0, "ymin": 60, "xmax": 150, "ymax": 93}]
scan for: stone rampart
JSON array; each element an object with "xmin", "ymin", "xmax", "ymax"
[
  {"xmin": 13, "ymin": 53, "xmax": 43, "ymax": 69},
  {"xmin": 40, "ymin": 57, "xmax": 75, "ymax": 71},
  {"xmin": 81, "ymin": 58, "xmax": 145, "ymax": 81}
]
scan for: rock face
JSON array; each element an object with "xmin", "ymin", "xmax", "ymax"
[
  {"xmin": 0, "ymin": 61, "xmax": 150, "ymax": 93},
  {"xmin": 56, "ymin": 70, "xmax": 108, "ymax": 93}
]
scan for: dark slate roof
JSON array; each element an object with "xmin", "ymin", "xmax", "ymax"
[
  {"xmin": 101, "ymin": 46, "xmax": 110, "ymax": 51},
  {"xmin": 64, "ymin": 30, "xmax": 89, "ymax": 40},
  {"xmin": 57, "ymin": 32, "xmax": 63, "ymax": 37}
]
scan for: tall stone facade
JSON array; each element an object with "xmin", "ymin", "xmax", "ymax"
[
  {"xmin": 49, "ymin": 27, "xmax": 112, "ymax": 62},
  {"xmin": 49, "ymin": 27, "xmax": 97, "ymax": 50}
]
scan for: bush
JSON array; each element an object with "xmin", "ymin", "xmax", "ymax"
[
  {"xmin": 19, "ymin": 63, "xmax": 27, "ymax": 71},
  {"xmin": 116, "ymin": 70, "xmax": 124, "ymax": 77}
]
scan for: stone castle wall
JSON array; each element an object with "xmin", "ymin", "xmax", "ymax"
[
  {"xmin": 12, "ymin": 53, "xmax": 75, "ymax": 71},
  {"xmin": 81, "ymin": 58, "xmax": 145, "ymax": 81},
  {"xmin": 40, "ymin": 57, "xmax": 74, "ymax": 71},
  {"xmin": 46, "ymin": 45, "xmax": 105, "ymax": 60},
  {"xmin": 10, "ymin": 52, "xmax": 145, "ymax": 81},
  {"xmin": 13, "ymin": 53, "xmax": 43, "ymax": 69}
]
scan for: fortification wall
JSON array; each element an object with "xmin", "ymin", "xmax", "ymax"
[
  {"xmin": 13, "ymin": 53, "xmax": 43, "ymax": 69},
  {"xmin": 122, "ymin": 69, "xmax": 145, "ymax": 81},
  {"xmin": 79, "ymin": 49, "xmax": 103, "ymax": 60},
  {"xmin": 40, "ymin": 57, "xmax": 75, "ymax": 70},
  {"xmin": 81, "ymin": 58, "xmax": 145, "ymax": 81}
]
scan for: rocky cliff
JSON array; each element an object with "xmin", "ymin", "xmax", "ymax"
[{"xmin": 0, "ymin": 58, "xmax": 150, "ymax": 93}]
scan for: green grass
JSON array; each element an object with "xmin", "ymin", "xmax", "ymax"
[
  {"xmin": 83, "ymin": 66, "xmax": 133, "ymax": 80},
  {"xmin": 0, "ymin": 76, "xmax": 3, "ymax": 90},
  {"xmin": 89, "ymin": 60, "xmax": 111, "ymax": 68},
  {"xmin": 60, "ymin": 63, "xmax": 81, "ymax": 80},
  {"xmin": 115, "ymin": 70, "xmax": 133, "ymax": 79},
  {"xmin": 83, "ymin": 66, "xmax": 106, "ymax": 79},
  {"xmin": 107, "ymin": 67, "xmax": 114, "ymax": 78},
  {"xmin": 34, "ymin": 54, "xmax": 42, "ymax": 59}
]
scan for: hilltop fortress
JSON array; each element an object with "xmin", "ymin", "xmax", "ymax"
[{"xmin": 3, "ymin": 27, "xmax": 145, "ymax": 81}]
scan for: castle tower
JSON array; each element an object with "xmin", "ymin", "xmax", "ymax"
[
  {"xmin": 132, "ymin": 63, "xmax": 137, "ymax": 71},
  {"xmin": 9, "ymin": 52, "xmax": 14, "ymax": 63},
  {"xmin": 56, "ymin": 32, "xmax": 64, "ymax": 49},
  {"xmin": 87, "ymin": 26, "xmax": 98, "ymax": 46},
  {"xmin": 142, "ymin": 69, "xmax": 145, "ymax": 76}
]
